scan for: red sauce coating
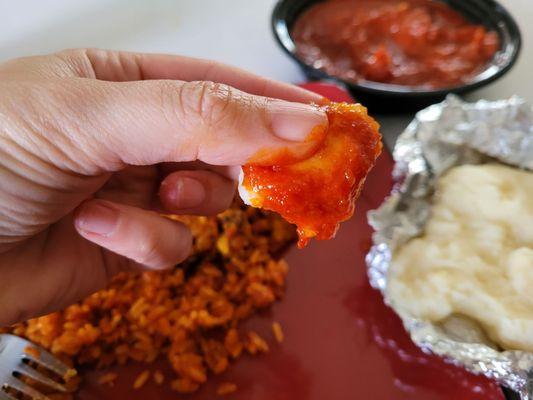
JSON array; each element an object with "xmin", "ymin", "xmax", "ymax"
[
  {"xmin": 291, "ymin": 0, "xmax": 500, "ymax": 89},
  {"xmin": 247, "ymin": 125, "xmax": 328, "ymax": 166},
  {"xmin": 242, "ymin": 102, "xmax": 382, "ymax": 248}
]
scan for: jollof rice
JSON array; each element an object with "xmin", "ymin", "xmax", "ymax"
[{"xmin": 1, "ymin": 201, "xmax": 295, "ymax": 396}]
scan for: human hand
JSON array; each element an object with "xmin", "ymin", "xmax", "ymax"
[{"xmin": 0, "ymin": 49, "xmax": 327, "ymax": 325}]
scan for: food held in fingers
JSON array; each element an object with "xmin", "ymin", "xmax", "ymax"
[{"xmin": 239, "ymin": 102, "xmax": 382, "ymax": 248}]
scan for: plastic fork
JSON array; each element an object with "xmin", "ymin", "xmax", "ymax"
[{"xmin": 0, "ymin": 334, "xmax": 76, "ymax": 400}]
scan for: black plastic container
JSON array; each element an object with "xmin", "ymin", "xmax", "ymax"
[{"xmin": 272, "ymin": 0, "xmax": 522, "ymax": 113}]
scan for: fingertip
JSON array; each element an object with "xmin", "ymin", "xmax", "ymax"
[
  {"xmin": 74, "ymin": 200, "xmax": 119, "ymax": 237},
  {"xmin": 155, "ymin": 219, "xmax": 193, "ymax": 268},
  {"xmin": 74, "ymin": 199, "xmax": 193, "ymax": 270},
  {"xmin": 160, "ymin": 176, "xmax": 207, "ymax": 210},
  {"xmin": 159, "ymin": 170, "xmax": 235, "ymax": 216},
  {"xmin": 268, "ymin": 100, "xmax": 328, "ymax": 142}
]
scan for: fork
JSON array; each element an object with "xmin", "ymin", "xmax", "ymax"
[{"xmin": 0, "ymin": 334, "xmax": 75, "ymax": 400}]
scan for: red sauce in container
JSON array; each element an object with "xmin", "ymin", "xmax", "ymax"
[{"xmin": 291, "ymin": 0, "xmax": 500, "ymax": 89}]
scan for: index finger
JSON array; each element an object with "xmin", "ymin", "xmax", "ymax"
[{"xmin": 62, "ymin": 49, "xmax": 325, "ymax": 104}]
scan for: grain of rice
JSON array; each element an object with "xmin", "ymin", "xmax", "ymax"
[
  {"xmin": 171, "ymin": 378, "xmax": 200, "ymax": 393},
  {"xmin": 64, "ymin": 368, "xmax": 78, "ymax": 381},
  {"xmin": 245, "ymin": 331, "xmax": 269, "ymax": 355},
  {"xmin": 97, "ymin": 372, "xmax": 117, "ymax": 386},
  {"xmin": 272, "ymin": 322, "xmax": 284, "ymax": 343},
  {"xmin": 153, "ymin": 370, "xmax": 164, "ymax": 385},
  {"xmin": 23, "ymin": 345, "xmax": 41, "ymax": 359},
  {"xmin": 217, "ymin": 382, "xmax": 237, "ymax": 396},
  {"xmin": 224, "ymin": 329, "xmax": 243, "ymax": 359},
  {"xmin": 133, "ymin": 370, "xmax": 150, "ymax": 390}
]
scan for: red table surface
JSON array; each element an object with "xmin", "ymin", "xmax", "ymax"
[{"xmin": 77, "ymin": 83, "xmax": 504, "ymax": 400}]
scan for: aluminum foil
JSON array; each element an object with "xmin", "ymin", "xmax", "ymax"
[{"xmin": 366, "ymin": 95, "xmax": 533, "ymax": 398}]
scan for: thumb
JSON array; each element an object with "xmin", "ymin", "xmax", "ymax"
[{"xmin": 38, "ymin": 79, "xmax": 328, "ymax": 172}]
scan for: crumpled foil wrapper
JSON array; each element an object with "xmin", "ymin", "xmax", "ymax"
[{"xmin": 366, "ymin": 95, "xmax": 533, "ymax": 398}]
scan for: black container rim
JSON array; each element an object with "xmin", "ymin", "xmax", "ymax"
[{"xmin": 271, "ymin": 0, "xmax": 523, "ymax": 99}]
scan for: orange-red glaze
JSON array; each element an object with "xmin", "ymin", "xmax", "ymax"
[
  {"xmin": 247, "ymin": 125, "xmax": 328, "ymax": 166},
  {"xmin": 242, "ymin": 102, "xmax": 382, "ymax": 248},
  {"xmin": 291, "ymin": 0, "xmax": 500, "ymax": 89}
]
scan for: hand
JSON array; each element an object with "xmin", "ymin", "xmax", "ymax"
[{"xmin": 0, "ymin": 49, "xmax": 327, "ymax": 326}]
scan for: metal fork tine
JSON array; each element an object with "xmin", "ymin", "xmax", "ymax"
[
  {"xmin": 5, "ymin": 377, "xmax": 50, "ymax": 400},
  {"xmin": 15, "ymin": 363, "xmax": 67, "ymax": 392},
  {"xmin": 0, "ymin": 389, "xmax": 17, "ymax": 400},
  {"xmin": 22, "ymin": 345, "xmax": 72, "ymax": 379}
]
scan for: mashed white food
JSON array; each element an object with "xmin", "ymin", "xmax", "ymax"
[{"xmin": 387, "ymin": 164, "xmax": 533, "ymax": 351}]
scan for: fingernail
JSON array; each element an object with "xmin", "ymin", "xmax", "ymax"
[
  {"xmin": 165, "ymin": 177, "xmax": 206, "ymax": 209},
  {"xmin": 270, "ymin": 101, "xmax": 328, "ymax": 141},
  {"xmin": 76, "ymin": 202, "xmax": 119, "ymax": 236}
]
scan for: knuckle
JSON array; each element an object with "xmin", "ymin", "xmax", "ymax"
[
  {"xmin": 54, "ymin": 48, "xmax": 89, "ymax": 59},
  {"xmin": 175, "ymin": 81, "xmax": 238, "ymax": 130},
  {"xmin": 158, "ymin": 80, "xmax": 187, "ymax": 126},
  {"xmin": 52, "ymin": 48, "xmax": 98, "ymax": 78}
]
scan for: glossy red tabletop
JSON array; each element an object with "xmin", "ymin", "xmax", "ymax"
[{"xmin": 77, "ymin": 83, "xmax": 504, "ymax": 400}]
